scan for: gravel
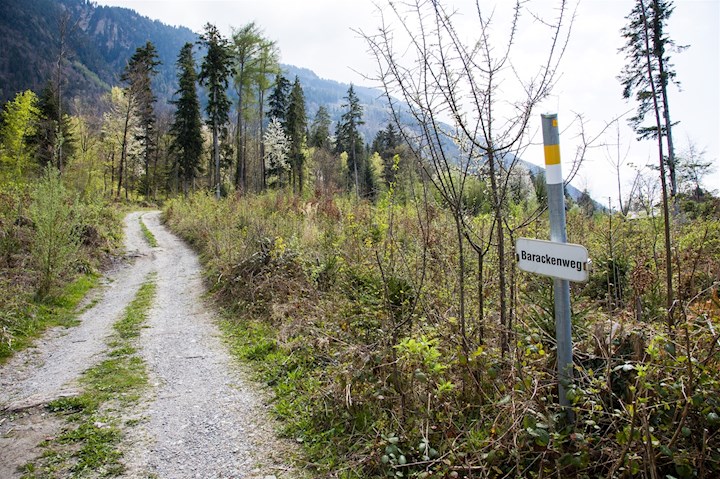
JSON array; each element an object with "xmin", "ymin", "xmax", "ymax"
[
  {"xmin": 120, "ymin": 211, "xmax": 299, "ymax": 479},
  {"xmin": 0, "ymin": 211, "xmax": 300, "ymax": 479},
  {"xmin": 0, "ymin": 211, "xmax": 153, "ymax": 411}
]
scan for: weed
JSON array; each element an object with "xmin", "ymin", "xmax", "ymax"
[
  {"xmin": 164, "ymin": 191, "xmax": 720, "ymax": 478},
  {"xmin": 138, "ymin": 216, "xmax": 158, "ymax": 248}
]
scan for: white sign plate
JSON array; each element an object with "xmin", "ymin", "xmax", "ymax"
[{"xmin": 516, "ymin": 238, "xmax": 590, "ymax": 282}]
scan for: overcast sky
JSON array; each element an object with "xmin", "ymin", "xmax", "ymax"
[{"xmin": 94, "ymin": 0, "xmax": 719, "ymax": 202}]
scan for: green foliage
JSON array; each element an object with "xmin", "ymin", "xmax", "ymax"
[
  {"xmin": 0, "ymin": 273, "xmax": 98, "ymax": 363},
  {"xmin": 0, "ymin": 177, "xmax": 121, "ymax": 362},
  {"xmin": 164, "ymin": 183, "xmax": 720, "ymax": 478},
  {"xmin": 29, "ymin": 167, "xmax": 81, "ymax": 297},
  {"xmin": 138, "ymin": 215, "xmax": 158, "ymax": 248},
  {"xmin": 0, "ymin": 90, "xmax": 40, "ymax": 180},
  {"xmin": 122, "ymin": 41, "xmax": 160, "ymax": 198},
  {"xmin": 198, "ymin": 24, "xmax": 232, "ymax": 131},
  {"xmin": 171, "ymin": 43, "xmax": 204, "ymax": 194},
  {"xmin": 287, "ymin": 76, "xmax": 307, "ymax": 194}
]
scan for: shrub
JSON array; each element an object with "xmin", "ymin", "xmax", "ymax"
[{"xmin": 29, "ymin": 167, "xmax": 80, "ymax": 297}]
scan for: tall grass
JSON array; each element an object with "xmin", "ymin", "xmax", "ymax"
[{"xmin": 164, "ymin": 190, "xmax": 720, "ymax": 478}]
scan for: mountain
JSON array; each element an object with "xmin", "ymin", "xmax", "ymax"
[
  {"xmin": 0, "ymin": 0, "xmax": 197, "ymax": 107},
  {"xmin": 0, "ymin": 0, "xmax": 585, "ymax": 200},
  {"xmin": 283, "ymin": 65, "xmax": 391, "ymax": 144}
]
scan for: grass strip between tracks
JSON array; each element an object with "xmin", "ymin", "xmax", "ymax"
[{"xmin": 20, "ymin": 272, "xmax": 157, "ymax": 478}]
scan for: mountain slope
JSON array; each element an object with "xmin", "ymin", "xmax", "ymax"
[
  {"xmin": 0, "ymin": 0, "xmax": 197, "ymax": 105},
  {"xmin": 0, "ymin": 0, "xmax": 585, "ymax": 200}
]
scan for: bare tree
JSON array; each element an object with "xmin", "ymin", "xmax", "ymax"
[{"xmin": 362, "ymin": 0, "xmax": 574, "ymax": 355}]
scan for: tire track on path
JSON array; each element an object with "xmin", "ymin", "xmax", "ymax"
[
  {"xmin": 121, "ymin": 211, "xmax": 297, "ymax": 479},
  {"xmin": 1, "ymin": 211, "xmax": 298, "ymax": 479}
]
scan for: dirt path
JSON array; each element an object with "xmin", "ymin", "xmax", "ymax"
[{"xmin": 0, "ymin": 211, "xmax": 298, "ymax": 479}]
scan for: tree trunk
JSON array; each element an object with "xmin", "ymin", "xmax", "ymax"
[
  {"xmin": 640, "ymin": 0, "xmax": 674, "ymax": 330},
  {"xmin": 214, "ymin": 122, "xmax": 220, "ymax": 199},
  {"xmin": 488, "ymin": 149, "xmax": 508, "ymax": 355}
]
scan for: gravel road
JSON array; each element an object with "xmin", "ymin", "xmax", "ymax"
[{"xmin": 0, "ymin": 211, "xmax": 298, "ymax": 479}]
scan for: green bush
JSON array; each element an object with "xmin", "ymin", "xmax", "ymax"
[{"xmin": 29, "ymin": 167, "xmax": 80, "ymax": 297}]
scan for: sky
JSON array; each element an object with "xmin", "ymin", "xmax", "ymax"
[{"xmin": 94, "ymin": 0, "xmax": 719, "ymax": 203}]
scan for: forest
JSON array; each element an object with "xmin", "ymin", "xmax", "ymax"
[{"xmin": 1, "ymin": 0, "xmax": 719, "ymax": 477}]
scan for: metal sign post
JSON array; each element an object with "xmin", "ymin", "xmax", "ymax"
[{"xmin": 541, "ymin": 113, "xmax": 574, "ymax": 417}]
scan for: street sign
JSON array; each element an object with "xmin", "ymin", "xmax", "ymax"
[{"xmin": 516, "ymin": 237, "xmax": 590, "ymax": 282}]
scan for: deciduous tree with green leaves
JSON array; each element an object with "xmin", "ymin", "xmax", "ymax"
[{"xmin": 0, "ymin": 90, "xmax": 39, "ymax": 181}]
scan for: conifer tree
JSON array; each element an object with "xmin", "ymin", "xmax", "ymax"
[
  {"xmin": 286, "ymin": 76, "xmax": 307, "ymax": 193},
  {"xmin": 309, "ymin": 105, "xmax": 332, "ymax": 150},
  {"xmin": 620, "ymin": 0, "xmax": 681, "ymax": 199},
  {"xmin": 231, "ymin": 22, "xmax": 262, "ymax": 191},
  {"xmin": 170, "ymin": 43, "xmax": 203, "ymax": 196},
  {"xmin": 619, "ymin": 0, "xmax": 682, "ymax": 329},
  {"xmin": 335, "ymin": 85, "xmax": 364, "ymax": 197},
  {"xmin": 122, "ymin": 41, "xmax": 160, "ymax": 198},
  {"xmin": 267, "ymin": 74, "xmax": 290, "ymax": 129},
  {"xmin": 372, "ymin": 123, "xmax": 401, "ymax": 187},
  {"xmin": 30, "ymin": 85, "xmax": 74, "ymax": 172},
  {"xmin": 256, "ymin": 40, "xmax": 280, "ymax": 190},
  {"xmin": 198, "ymin": 23, "xmax": 232, "ymax": 199}
]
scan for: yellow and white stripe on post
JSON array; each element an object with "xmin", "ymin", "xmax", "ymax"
[{"xmin": 542, "ymin": 114, "xmax": 563, "ymax": 185}]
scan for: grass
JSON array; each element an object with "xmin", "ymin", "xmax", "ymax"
[
  {"xmin": 22, "ymin": 273, "xmax": 157, "ymax": 478},
  {"xmin": 0, "ymin": 273, "xmax": 99, "ymax": 364},
  {"xmin": 138, "ymin": 216, "xmax": 158, "ymax": 248},
  {"xmin": 162, "ymin": 191, "xmax": 720, "ymax": 478}
]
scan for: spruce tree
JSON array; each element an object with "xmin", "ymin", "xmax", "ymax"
[
  {"xmin": 30, "ymin": 84, "xmax": 74, "ymax": 172},
  {"xmin": 286, "ymin": 76, "xmax": 307, "ymax": 194},
  {"xmin": 198, "ymin": 23, "xmax": 232, "ymax": 198},
  {"xmin": 335, "ymin": 85, "xmax": 364, "ymax": 196},
  {"xmin": 170, "ymin": 43, "xmax": 203, "ymax": 196},
  {"xmin": 309, "ymin": 105, "xmax": 332, "ymax": 150},
  {"xmin": 122, "ymin": 41, "xmax": 160, "ymax": 198},
  {"xmin": 267, "ymin": 74, "xmax": 290, "ymax": 128},
  {"xmin": 372, "ymin": 122, "xmax": 401, "ymax": 187}
]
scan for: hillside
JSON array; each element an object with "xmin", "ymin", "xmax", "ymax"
[
  {"xmin": 0, "ymin": 0, "xmax": 586, "ymax": 199},
  {"xmin": 0, "ymin": 0, "xmax": 198, "ymax": 106}
]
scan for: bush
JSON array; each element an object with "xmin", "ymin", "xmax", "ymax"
[{"xmin": 29, "ymin": 167, "xmax": 80, "ymax": 297}]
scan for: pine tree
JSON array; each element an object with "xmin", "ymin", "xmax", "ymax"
[
  {"xmin": 122, "ymin": 41, "xmax": 160, "ymax": 198},
  {"xmin": 170, "ymin": 43, "xmax": 203, "ymax": 196},
  {"xmin": 335, "ymin": 85, "xmax": 364, "ymax": 197},
  {"xmin": 619, "ymin": 0, "xmax": 682, "ymax": 329},
  {"xmin": 620, "ymin": 0, "xmax": 682, "ymax": 198},
  {"xmin": 198, "ymin": 23, "xmax": 232, "ymax": 198},
  {"xmin": 286, "ymin": 76, "xmax": 307, "ymax": 194}
]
